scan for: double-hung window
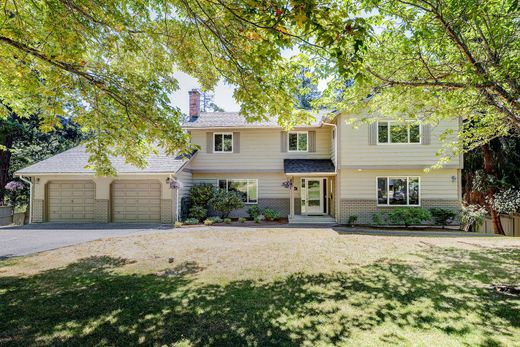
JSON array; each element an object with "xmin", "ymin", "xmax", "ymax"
[
  {"xmin": 288, "ymin": 131, "xmax": 308, "ymax": 152},
  {"xmin": 218, "ymin": 179, "xmax": 258, "ymax": 204},
  {"xmin": 377, "ymin": 176, "xmax": 420, "ymax": 206},
  {"xmin": 377, "ymin": 121, "xmax": 421, "ymax": 144},
  {"xmin": 214, "ymin": 133, "xmax": 233, "ymax": 153}
]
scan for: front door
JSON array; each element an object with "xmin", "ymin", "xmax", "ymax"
[{"xmin": 301, "ymin": 178, "xmax": 324, "ymax": 215}]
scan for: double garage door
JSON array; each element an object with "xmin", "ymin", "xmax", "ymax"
[{"xmin": 46, "ymin": 180, "xmax": 162, "ymax": 223}]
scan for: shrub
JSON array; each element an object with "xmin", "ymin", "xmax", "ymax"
[
  {"xmin": 347, "ymin": 215, "xmax": 358, "ymax": 225},
  {"xmin": 204, "ymin": 219, "xmax": 214, "ymax": 226},
  {"xmin": 189, "ymin": 184, "xmax": 216, "ymax": 207},
  {"xmin": 239, "ymin": 217, "xmax": 246, "ymax": 223},
  {"xmin": 254, "ymin": 216, "xmax": 262, "ymax": 223},
  {"xmin": 210, "ymin": 189, "xmax": 245, "ymax": 218},
  {"xmin": 206, "ymin": 216, "xmax": 223, "ymax": 223},
  {"xmin": 388, "ymin": 208, "xmax": 431, "ymax": 227},
  {"xmin": 183, "ymin": 218, "xmax": 199, "ymax": 225},
  {"xmin": 189, "ymin": 205, "xmax": 207, "ymax": 222},
  {"xmin": 247, "ymin": 205, "xmax": 261, "ymax": 220},
  {"xmin": 430, "ymin": 208, "xmax": 457, "ymax": 226},
  {"xmin": 174, "ymin": 221, "xmax": 183, "ymax": 228},
  {"xmin": 263, "ymin": 208, "xmax": 281, "ymax": 221},
  {"xmin": 372, "ymin": 213, "xmax": 382, "ymax": 225},
  {"xmin": 224, "ymin": 218, "xmax": 232, "ymax": 224}
]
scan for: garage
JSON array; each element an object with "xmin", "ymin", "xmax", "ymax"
[
  {"xmin": 47, "ymin": 181, "xmax": 96, "ymax": 222},
  {"xmin": 111, "ymin": 180, "xmax": 162, "ymax": 222}
]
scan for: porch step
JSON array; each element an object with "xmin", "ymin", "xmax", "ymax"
[{"xmin": 289, "ymin": 215, "xmax": 337, "ymax": 225}]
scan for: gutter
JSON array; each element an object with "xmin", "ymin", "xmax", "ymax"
[{"xmin": 18, "ymin": 176, "xmax": 32, "ymax": 224}]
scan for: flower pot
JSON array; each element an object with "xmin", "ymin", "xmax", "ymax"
[{"xmin": 13, "ymin": 212, "xmax": 26, "ymax": 226}]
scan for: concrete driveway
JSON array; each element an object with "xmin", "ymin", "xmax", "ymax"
[{"xmin": 0, "ymin": 223, "xmax": 174, "ymax": 259}]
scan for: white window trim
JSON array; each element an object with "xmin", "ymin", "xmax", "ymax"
[
  {"xmin": 377, "ymin": 121, "xmax": 422, "ymax": 145},
  {"xmin": 376, "ymin": 176, "xmax": 421, "ymax": 206},
  {"xmin": 213, "ymin": 132, "xmax": 233, "ymax": 153},
  {"xmin": 219, "ymin": 178, "xmax": 258, "ymax": 204},
  {"xmin": 288, "ymin": 131, "xmax": 309, "ymax": 152}
]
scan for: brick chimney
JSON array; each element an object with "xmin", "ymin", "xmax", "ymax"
[{"xmin": 188, "ymin": 89, "xmax": 201, "ymax": 121}]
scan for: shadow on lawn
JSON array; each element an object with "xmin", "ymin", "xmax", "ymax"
[{"xmin": 0, "ymin": 248, "xmax": 519, "ymax": 346}]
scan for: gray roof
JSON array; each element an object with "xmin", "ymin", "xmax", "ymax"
[
  {"xmin": 284, "ymin": 159, "xmax": 336, "ymax": 174},
  {"xmin": 183, "ymin": 111, "xmax": 330, "ymax": 128},
  {"xmin": 16, "ymin": 145, "xmax": 193, "ymax": 175}
]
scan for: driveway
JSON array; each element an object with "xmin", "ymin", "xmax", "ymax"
[{"xmin": 0, "ymin": 223, "xmax": 174, "ymax": 258}]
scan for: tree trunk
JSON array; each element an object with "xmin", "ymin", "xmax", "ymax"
[
  {"xmin": 0, "ymin": 133, "xmax": 13, "ymax": 206},
  {"xmin": 482, "ymin": 143, "xmax": 505, "ymax": 235}
]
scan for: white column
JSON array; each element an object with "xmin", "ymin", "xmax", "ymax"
[{"xmin": 289, "ymin": 177, "xmax": 295, "ymax": 218}]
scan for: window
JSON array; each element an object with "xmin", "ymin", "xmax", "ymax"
[
  {"xmin": 377, "ymin": 121, "xmax": 421, "ymax": 144},
  {"xmin": 218, "ymin": 179, "xmax": 258, "ymax": 204},
  {"xmin": 214, "ymin": 133, "xmax": 233, "ymax": 153},
  {"xmin": 377, "ymin": 176, "xmax": 420, "ymax": 206},
  {"xmin": 288, "ymin": 131, "xmax": 308, "ymax": 152}
]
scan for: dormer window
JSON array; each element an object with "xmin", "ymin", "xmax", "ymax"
[
  {"xmin": 214, "ymin": 133, "xmax": 233, "ymax": 153},
  {"xmin": 377, "ymin": 121, "xmax": 421, "ymax": 144},
  {"xmin": 288, "ymin": 131, "xmax": 308, "ymax": 152}
]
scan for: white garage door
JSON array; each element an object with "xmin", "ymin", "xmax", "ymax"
[
  {"xmin": 111, "ymin": 180, "xmax": 162, "ymax": 222},
  {"xmin": 47, "ymin": 181, "xmax": 95, "ymax": 222}
]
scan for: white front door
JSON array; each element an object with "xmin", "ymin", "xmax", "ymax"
[{"xmin": 301, "ymin": 178, "xmax": 324, "ymax": 215}]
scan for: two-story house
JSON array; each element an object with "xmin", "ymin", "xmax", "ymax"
[{"xmin": 16, "ymin": 89, "xmax": 462, "ymax": 224}]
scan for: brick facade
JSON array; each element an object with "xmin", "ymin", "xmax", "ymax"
[
  {"xmin": 161, "ymin": 199, "xmax": 173, "ymax": 223},
  {"xmin": 338, "ymin": 199, "xmax": 461, "ymax": 224},
  {"xmin": 94, "ymin": 199, "xmax": 110, "ymax": 223},
  {"xmin": 32, "ymin": 199, "xmax": 44, "ymax": 223}
]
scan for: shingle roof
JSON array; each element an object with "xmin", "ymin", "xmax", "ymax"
[
  {"xmin": 15, "ymin": 145, "xmax": 194, "ymax": 175},
  {"xmin": 183, "ymin": 111, "xmax": 330, "ymax": 128},
  {"xmin": 284, "ymin": 159, "xmax": 336, "ymax": 174}
]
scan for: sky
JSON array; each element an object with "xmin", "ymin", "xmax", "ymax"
[{"xmin": 170, "ymin": 71, "xmax": 240, "ymax": 115}]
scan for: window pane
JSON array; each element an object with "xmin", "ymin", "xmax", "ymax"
[
  {"xmin": 410, "ymin": 125, "xmax": 420, "ymax": 143},
  {"xmin": 218, "ymin": 180, "xmax": 227, "ymax": 189},
  {"xmin": 378, "ymin": 122, "xmax": 389, "ymax": 143},
  {"xmin": 409, "ymin": 177, "xmax": 420, "ymax": 205},
  {"xmin": 214, "ymin": 134, "xmax": 223, "ymax": 151},
  {"xmin": 289, "ymin": 133, "xmax": 298, "ymax": 151},
  {"xmin": 223, "ymin": 134, "xmax": 233, "ymax": 152},
  {"xmin": 377, "ymin": 178, "xmax": 388, "ymax": 205},
  {"xmin": 247, "ymin": 180, "xmax": 257, "ymax": 203},
  {"xmin": 390, "ymin": 124, "xmax": 408, "ymax": 143},
  {"xmin": 389, "ymin": 178, "xmax": 407, "ymax": 205},
  {"xmin": 298, "ymin": 133, "xmax": 308, "ymax": 151},
  {"xmin": 228, "ymin": 180, "xmax": 247, "ymax": 202}
]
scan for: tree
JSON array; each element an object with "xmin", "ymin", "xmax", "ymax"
[
  {"xmin": 200, "ymin": 91, "xmax": 225, "ymax": 112},
  {"xmin": 295, "ymin": 67, "xmax": 321, "ymax": 110},
  {"xmin": 0, "ymin": 111, "xmax": 83, "ymax": 205}
]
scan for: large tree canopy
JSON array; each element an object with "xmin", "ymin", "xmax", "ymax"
[{"xmin": 1, "ymin": 0, "xmax": 519, "ymax": 173}]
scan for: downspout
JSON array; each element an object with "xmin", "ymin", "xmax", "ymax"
[{"xmin": 18, "ymin": 176, "xmax": 32, "ymax": 224}]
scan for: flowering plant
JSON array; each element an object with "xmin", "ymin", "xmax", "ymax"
[
  {"xmin": 5, "ymin": 181, "xmax": 24, "ymax": 191},
  {"xmin": 168, "ymin": 178, "xmax": 183, "ymax": 190},
  {"xmin": 460, "ymin": 204, "xmax": 487, "ymax": 231},
  {"xmin": 487, "ymin": 187, "xmax": 520, "ymax": 214},
  {"xmin": 281, "ymin": 180, "xmax": 293, "ymax": 189}
]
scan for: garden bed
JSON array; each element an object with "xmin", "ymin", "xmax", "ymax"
[{"xmin": 178, "ymin": 217, "xmax": 289, "ymax": 228}]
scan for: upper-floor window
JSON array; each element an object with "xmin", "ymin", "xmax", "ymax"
[
  {"xmin": 214, "ymin": 133, "xmax": 233, "ymax": 153},
  {"xmin": 218, "ymin": 179, "xmax": 258, "ymax": 204},
  {"xmin": 378, "ymin": 121, "xmax": 421, "ymax": 144},
  {"xmin": 377, "ymin": 176, "xmax": 420, "ymax": 206},
  {"xmin": 288, "ymin": 131, "xmax": 308, "ymax": 152}
]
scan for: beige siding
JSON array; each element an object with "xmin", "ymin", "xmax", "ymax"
[
  {"xmin": 176, "ymin": 169, "xmax": 193, "ymax": 199},
  {"xmin": 340, "ymin": 168, "xmax": 460, "ymax": 200},
  {"xmin": 189, "ymin": 127, "xmax": 331, "ymax": 171},
  {"xmin": 338, "ymin": 115, "xmax": 462, "ymax": 168},
  {"xmin": 192, "ymin": 172, "xmax": 289, "ymax": 198}
]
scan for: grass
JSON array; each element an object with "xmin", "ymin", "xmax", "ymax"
[{"xmin": 0, "ymin": 227, "xmax": 519, "ymax": 346}]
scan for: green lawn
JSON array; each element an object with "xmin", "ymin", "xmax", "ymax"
[{"xmin": 0, "ymin": 227, "xmax": 519, "ymax": 346}]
